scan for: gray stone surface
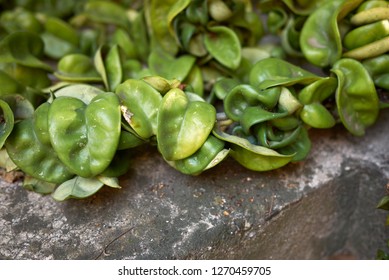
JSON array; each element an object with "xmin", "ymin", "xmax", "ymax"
[{"xmin": 1, "ymin": 111, "xmax": 389, "ymax": 260}]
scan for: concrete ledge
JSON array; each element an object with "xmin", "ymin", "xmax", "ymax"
[{"xmin": 1, "ymin": 111, "xmax": 389, "ymax": 260}]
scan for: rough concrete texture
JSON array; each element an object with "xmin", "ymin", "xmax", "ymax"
[{"xmin": 1, "ymin": 111, "xmax": 389, "ymax": 260}]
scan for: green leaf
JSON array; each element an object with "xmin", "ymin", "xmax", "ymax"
[
  {"xmin": 111, "ymin": 28, "xmax": 138, "ymax": 59},
  {"xmin": 298, "ymin": 77, "xmax": 338, "ymax": 104},
  {"xmin": 332, "ymin": 58, "xmax": 379, "ymax": 136},
  {"xmin": 96, "ymin": 176, "xmax": 122, "ymax": 189},
  {"xmin": 249, "ymin": 58, "xmax": 320, "ymax": 89},
  {"xmin": 204, "ymin": 25, "xmax": 241, "ymax": 69},
  {"xmin": 52, "ymin": 176, "xmax": 105, "ymax": 201},
  {"xmin": 0, "ymin": 99, "xmax": 14, "ymax": 149},
  {"xmin": 55, "ymin": 54, "xmax": 102, "ymax": 83},
  {"xmin": 167, "ymin": 135, "xmax": 227, "ymax": 175},
  {"xmin": 0, "ymin": 31, "xmax": 52, "ymax": 72},
  {"xmin": 148, "ymin": 49, "xmax": 196, "ymax": 80},
  {"xmin": 48, "ymin": 93, "xmax": 121, "ymax": 177},
  {"xmin": 300, "ymin": 103, "xmax": 336, "ymax": 129},
  {"xmin": 94, "ymin": 44, "xmax": 123, "ymax": 91},
  {"xmin": 157, "ymin": 88, "xmax": 216, "ymax": 161},
  {"xmin": 52, "ymin": 84, "xmax": 105, "ymax": 105},
  {"xmin": 5, "ymin": 116, "xmax": 74, "ymax": 184},
  {"xmin": 183, "ymin": 64, "xmax": 204, "ymax": 97},
  {"xmin": 1, "ymin": 63, "xmax": 51, "ymax": 90},
  {"xmin": 240, "ymin": 107, "xmax": 288, "ymax": 135},
  {"xmin": 145, "ymin": 0, "xmax": 180, "ymax": 55},
  {"xmin": 278, "ymin": 126, "xmax": 311, "ymax": 162},
  {"xmin": 23, "ymin": 176, "xmax": 56, "ymax": 194},
  {"xmin": 117, "ymin": 130, "xmax": 145, "ymax": 150},
  {"xmin": 84, "ymin": 0, "xmax": 130, "ymax": 30},
  {"xmin": 283, "ymin": 0, "xmax": 327, "ymax": 15},
  {"xmin": 300, "ymin": 0, "xmax": 364, "ymax": 67},
  {"xmin": 2, "ymin": 94, "xmax": 35, "ymax": 120},
  {"xmin": 377, "ymin": 195, "xmax": 389, "ymax": 211},
  {"xmin": 362, "ymin": 54, "xmax": 389, "ymax": 91},
  {"xmin": 224, "ymin": 85, "xmax": 281, "ymax": 121},
  {"xmin": 0, "ymin": 70, "xmax": 25, "ymax": 96},
  {"xmin": 167, "ymin": 0, "xmax": 192, "ymax": 39},
  {"xmin": 213, "ymin": 129, "xmax": 294, "ymax": 171},
  {"xmin": 105, "ymin": 45, "xmax": 123, "ymax": 92},
  {"xmin": 100, "ymin": 150, "xmax": 132, "ymax": 178},
  {"xmin": 256, "ymin": 123, "xmax": 303, "ymax": 149},
  {"xmin": 211, "ymin": 78, "xmax": 240, "ymax": 100},
  {"xmin": 41, "ymin": 17, "xmax": 78, "ymax": 59},
  {"xmin": 116, "ymin": 79, "xmax": 162, "ymax": 139}
]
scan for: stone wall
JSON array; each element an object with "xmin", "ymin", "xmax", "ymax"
[{"xmin": 1, "ymin": 111, "xmax": 388, "ymax": 260}]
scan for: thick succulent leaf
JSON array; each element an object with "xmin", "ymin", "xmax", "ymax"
[
  {"xmin": 0, "ymin": 31, "xmax": 52, "ymax": 71},
  {"xmin": 0, "ymin": 8, "xmax": 42, "ymax": 34},
  {"xmin": 0, "ymin": 99, "xmax": 14, "ymax": 149},
  {"xmin": 117, "ymin": 130, "xmax": 145, "ymax": 150},
  {"xmin": 167, "ymin": 135, "xmax": 227, "ymax": 175},
  {"xmin": 157, "ymin": 88, "xmax": 216, "ymax": 161},
  {"xmin": 129, "ymin": 10, "xmax": 150, "ymax": 61},
  {"xmin": 116, "ymin": 79, "xmax": 162, "ymax": 139},
  {"xmin": 94, "ymin": 44, "xmax": 123, "ymax": 91},
  {"xmin": 5, "ymin": 117, "xmax": 74, "ymax": 184},
  {"xmin": 363, "ymin": 54, "xmax": 389, "ymax": 91},
  {"xmin": 0, "ymin": 148, "xmax": 17, "ymax": 172},
  {"xmin": 84, "ymin": 0, "xmax": 130, "ymax": 30},
  {"xmin": 213, "ymin": 129, "xmax": 294, "ymax": 171},
  {"xmin": 23, "ymin": 176, "xmax": 57, "ymax": 194},
  {"xmin": 256, "ymin": 124, "xmax": 303, "ymax": 149},
  {"xmin": 96, "ymin": 176, "xmax": 122, "ymax": 189},
  {"xmin": 183, "ymin": 64, "xmax": 204, "ymax": 97},
  {"xmin": 249, "ymin": 58, "xmax": 320, "ymax": 89},
  {"xmin": 52, "ymin": 176, "xmax": 105, "ymax": 201},
  {"xmin": 300, "ymin": 0, "xmax": 364, "ymax": 67},
  {"xmin": 224, "ymin": 85, "xmax": 281, "ymax": 121},
  {"xmin": 167, "ymin": 0, "xmax": 192, "ymax": 38},
  {"xmin": 145, "ymin": 0, "xmax": 180, "ymax": 55},
  {"xmin": 0, "ymin": 70, "xmax": 25, "ymax": 95},
  {"xmin": 211, "ymin": 78, "xmax": 240, "ymax": 100},
  {"xmin": 277, "ymin": 126, "xmax": 312, "ymax": 162},
  {"xmin": 298, "ymin": 77, "xmax": 338, "ymax": 104},
  {"xmin": 300, "ymin": 103, "xmax": 336, "ymax": 129},
  {"xmin": 142, "ymin": 76, "xmax": 181, "ymax": 95},
  {"xmin": 41, "ymin": 17, "xmax": 78, "ymax": 59},
  {"xmin": 1, "ymin": 63, "xmax": 51, "ymax": 89},
  {"xmin": 148, "ymin": 49, "xmax": 196, "ymax": 80},
  {"xmin": 55, "ymin": 54, "xmax": 102, "ymax": 83},
  {"xmin": 100, "ymin": 151, "xmax": 132, "ymax": 178},
  {"xmin": 48, "ymin": 93, "xmax": 121, "ymax": 177},
  {"xmin": 52, "ymin": 84, "xmax": 105, "ymax": 105},
  {"xmin": 343, "ymin": 20, "xmax": 389, "ymax": 51},
  {"xmin": 204, "ymin": 25, "xmax": 241, "ymax": 69},
  {"xmin": 240, "ymin": 107, "xmax": 288, "ymax": 134},
  {"xmin": 331, "ymin": 58, "xmax": 379, "ymax": 136},
  {"xmin": 283, "ymin": 0, "xmax": 327, "ymax": 15},
  {"xmin": 377, "ymin": 195, "xmax": 389, "ymax": 211},
  {"xmin": 2, "ymin": 94, "xmax": 34, "ymax": 121}
]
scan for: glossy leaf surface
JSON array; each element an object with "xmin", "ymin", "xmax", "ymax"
[
  {"xmin": 48, "ymin": 93, "xmax": 121, "ymax": 177},
  {"xmin": 332, "ymin": 58, "xmax": 379, "ymax": 136},
  {"xmin": 157, "ymin": 88, "xmax": 216, "ymax": 161}
]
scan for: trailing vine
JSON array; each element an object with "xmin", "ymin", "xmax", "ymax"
[{"xmin": 0, "ymin": 0, "xmax": 388, "ymax": 200}]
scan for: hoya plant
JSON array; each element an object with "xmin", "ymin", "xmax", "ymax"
[{"xmin": 0, "ymin": 0, "xmax": 388, "ymax": 203}]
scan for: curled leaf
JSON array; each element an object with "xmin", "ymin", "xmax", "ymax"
[
  {"xmin": 204, "ymin": 25, "xmax": 241, "ymax": 69},
  {"xmin": 52, "ymin": 176, "xmax": 104, "ymax": 201},
  {"xmin": 331, "ymin": 58, "xmax": 379, "ymax": 136},
  {"xmin": 0, "ymin": 99, "xmax": 14, "ymax": 149},
  {"xmin": 213, "ymin": 129, "xmax": 294, "ymax": 171}
]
